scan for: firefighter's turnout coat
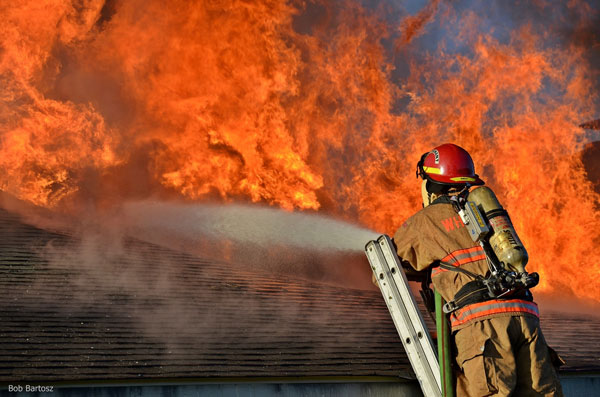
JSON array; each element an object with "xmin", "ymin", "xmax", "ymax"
[{"xmin": 394, "ymin": 198, "xmax": 563, "ymax": 397}]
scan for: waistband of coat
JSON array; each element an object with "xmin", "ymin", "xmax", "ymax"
[{"xmin": 450, "ymin": 298, "xmax": 539, "ymax": 328}]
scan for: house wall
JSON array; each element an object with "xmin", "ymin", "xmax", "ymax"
[{"xmin": 560, "ymin": 374, "xmax": 600, "ymax": 397}]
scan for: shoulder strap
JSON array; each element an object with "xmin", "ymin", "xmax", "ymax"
[
  {"xmin": 430, "ymin": 195, "xmax": 452, "ymax": 205},
  {"xmin": 437, "ymin": 260, "xmax": 483, "ymax": 280}
]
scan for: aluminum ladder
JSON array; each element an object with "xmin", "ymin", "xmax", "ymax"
[{"xmin": 365, "ymin": 234, "xmax": 442, "ymax": 397}]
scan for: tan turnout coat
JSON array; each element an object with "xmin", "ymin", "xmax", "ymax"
[{"xmin": 393, "ymin": 199, "xmax": 563, "ymax": 396}]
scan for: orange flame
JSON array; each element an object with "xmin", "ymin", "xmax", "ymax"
[{"xmin": 0, "ymin": 0, "xmax": 598, "ymax": 303}]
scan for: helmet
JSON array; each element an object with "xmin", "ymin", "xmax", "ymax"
[{"xmin": 416, "ymin": 143, "xmax": 484, "ymax": 186}]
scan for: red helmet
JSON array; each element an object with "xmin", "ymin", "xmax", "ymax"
[{"xmin": 416, "ymin": 143, "xmax": 484, "ymax": 185}]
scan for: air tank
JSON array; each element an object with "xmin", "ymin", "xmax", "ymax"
[{"xmin": 467, "ymin": 186, "xmax": 529, "ymax": 273}]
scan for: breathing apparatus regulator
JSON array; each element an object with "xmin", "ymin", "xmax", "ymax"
[{"xmin": 416, "ymin": 144, "xmax": 539, "ymax": 313}]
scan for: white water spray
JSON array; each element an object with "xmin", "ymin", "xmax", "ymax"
[{"xmin": 122, "ymin": 201, "xmax": 379, "ymax": 252}]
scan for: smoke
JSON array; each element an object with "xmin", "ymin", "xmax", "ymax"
[
  {"xmin": 535, "ymin": 292, "xmax": 600, "ymax": 318},
  {"xmin": 12, "ymin": 198, "xmax": 381, "ymax": 353},
  {"xmin": 34, "ymin": 221, "xmax": 330, "ymax": 354},
  {"xmin": 395, "ymin": 0, "xmax": 440, "ymax": 50},
  {"xmin": 7, "ymin": 193, "xmax": 381, "ymax": 294}
]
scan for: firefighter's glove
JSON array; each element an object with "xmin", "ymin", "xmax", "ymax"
[{"xmin": 371, "ymin": 272, "xmax": 378, "ymax": 287}]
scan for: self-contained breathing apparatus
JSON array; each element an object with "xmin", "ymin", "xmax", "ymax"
[
  {"xmin": 442, "ymin": 185, "xmax": 540, "ymax": 314},
  {"xmin": 413, "ymin": 143, "xmax": 539, "ymax": 314}
]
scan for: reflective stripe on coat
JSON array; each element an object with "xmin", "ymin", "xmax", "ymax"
[{"xmin": 451, "ymin": 299, "xmax": 539, "ymax": 328}]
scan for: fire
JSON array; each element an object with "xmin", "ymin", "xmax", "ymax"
[{"xmin": 0, "ymin": 1, "xmax": 598, "ymax": 302}]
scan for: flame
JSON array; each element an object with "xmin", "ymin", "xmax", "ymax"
[{"xmin": 0, "ymin": 1, "xmax": 598, "ymax": 303}]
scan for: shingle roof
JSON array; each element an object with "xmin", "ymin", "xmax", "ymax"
[
  {"xmin": 0, "ymin": 207, "xmax": 412, "ymax": 383},
  {"xmin": 0, "ymin": 206, "xmax": 598, "ymax": 384}
]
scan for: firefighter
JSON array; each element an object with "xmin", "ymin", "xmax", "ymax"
[{"xmin": 393, "ymin": 143, "xmax": 563, "ymax": 396}]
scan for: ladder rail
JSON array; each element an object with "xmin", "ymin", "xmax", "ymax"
[{"xmin": 366, "ymin": 235, "xmax": 442, "ymax": 397}]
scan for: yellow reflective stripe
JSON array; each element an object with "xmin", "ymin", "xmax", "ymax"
[
  {"xmin": 423, "ymin": 166, "xmax": 442, "ymax": 175},
  {"xmin": 450, "ymin": 176, "xmax": 476, "ymax": 182}
]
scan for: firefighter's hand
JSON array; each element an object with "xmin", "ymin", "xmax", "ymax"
[
  {"xmin": 371, "ymin": 272, "xmax": 378, "ymax": 287},
  {"xmin": 400, "ymin": 259, "xmax": 413, "ymax": 270}
]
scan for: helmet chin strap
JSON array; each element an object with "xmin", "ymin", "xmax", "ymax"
[{"xmin": 421, "ymin": 180, "xmax": 438, "ymax": 207}]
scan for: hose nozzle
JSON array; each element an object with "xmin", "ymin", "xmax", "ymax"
[{"xmin": 519, "ymin": 272, "xmax": 539, "ymax": 289}]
